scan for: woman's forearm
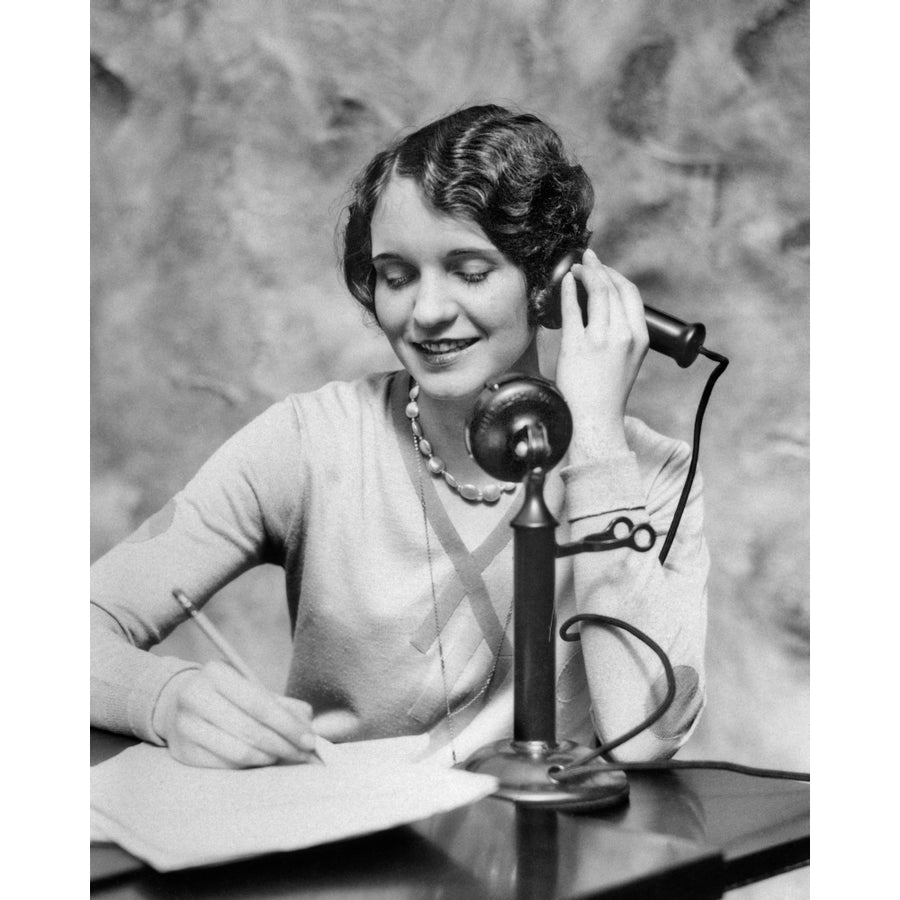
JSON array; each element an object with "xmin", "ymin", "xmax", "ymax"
[
  {"xmin": 562, "ymin": 441, "xmax": 709, "ymax": 760},
  {"xmin": 91, "ymin": 603, "xmax": 200, "ymax": 743}
]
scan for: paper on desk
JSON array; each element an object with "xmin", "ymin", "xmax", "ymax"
[{"xmin": 90, "ymin": 734, "xmax": 498, "ymax": 872}]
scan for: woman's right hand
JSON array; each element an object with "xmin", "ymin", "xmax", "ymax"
[{"xmin": 152, "ymin": 661, "xmax": 320, "ymax": 768}]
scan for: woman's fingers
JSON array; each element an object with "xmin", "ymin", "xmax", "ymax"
[
  {"xmin": 563, "ymin": 250, "xmax": 625, "ymax": 336},
  {"xmin": 275, "ymin": 694, "xmax": 316, "ymax": 722},
  {"xmin": 162, "ymin": 661, "xmax": 320, "ymax": 768},
  {"xmin": 604, "ymin": 265, "xmax": 649, "ymax": 349},
  {"xmin": 579, "ymin": 250, "xmax": 617, "ymax": 335},
  {"xmin": 564, "ymin": 250, "xmax": 648, "ymax": 354},
  {"xmin": 203, "ymin": 661, "xmax": 318, "ymax": 753},
  {"xmin": 170, "ymin": 713, "xmax": 281, "ymax": 768},
  {"xmin": 182, "ymin": 678, "xmax": 314, "ymax": 763}
]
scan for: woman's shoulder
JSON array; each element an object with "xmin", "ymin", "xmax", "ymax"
[
  {"xmin": 205, "ymin": 372, "xmax": 398, "ymax": 464},
  {"xmin": 194, "ymin": 371, "xmax": 400, "ymax": 498},
  {"xmin": 279, "ymin": 371, "xmax": 398, "ymax": 425}
]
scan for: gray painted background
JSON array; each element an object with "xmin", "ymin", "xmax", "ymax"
[{"xmin": 91, "ymin": 0, "xmax": 809, "ymax": 775}]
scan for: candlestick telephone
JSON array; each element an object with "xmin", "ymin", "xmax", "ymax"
[{"xmin": 462, "ymin": 254, "xmax": 807, "ymax": 808}]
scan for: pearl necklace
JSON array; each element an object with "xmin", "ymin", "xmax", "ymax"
[{"xmin": 406, "ymin": 381, "xmax": 517, "ymax": 504}]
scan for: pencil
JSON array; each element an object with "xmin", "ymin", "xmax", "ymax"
[{"xmin": 172, "ymin": 588, "xmax": 324, "ymax": 765}]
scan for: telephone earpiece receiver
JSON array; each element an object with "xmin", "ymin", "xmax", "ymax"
[{"xmin": 543, "ymin": 250, "xmax": 706, "ymax": 368}]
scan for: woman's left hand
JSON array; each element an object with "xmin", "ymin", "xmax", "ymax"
[{"xmin": 554, "ymin": 248, "xmax": 649, "ymax": 460}]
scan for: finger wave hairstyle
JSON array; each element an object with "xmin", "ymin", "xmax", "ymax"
[{"xmin": 340, "ymin": 104, "xmax": 594, "ymax": 327}]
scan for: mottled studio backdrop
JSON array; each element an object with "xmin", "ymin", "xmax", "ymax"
[{"xmin": 91, "ymin": 0, "xmax": 809, "ymax": 771}]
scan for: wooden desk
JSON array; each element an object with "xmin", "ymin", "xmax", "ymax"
[{"xmin": 91, "ymin": 729, "xmax": 808, "ymax": 899}]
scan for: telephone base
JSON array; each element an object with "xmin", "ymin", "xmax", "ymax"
[{"xmin": 461, "ymin": 739, "xmax": 629, "ymax": 810}]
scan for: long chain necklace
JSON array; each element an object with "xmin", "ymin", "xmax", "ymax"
[
  {"xmin": 410, "ymin": 380, "xmax": 516, "ymax": 764},
  {"xmin": 406, "ymin": 381, "xmax": 517, "ymax": 503}
]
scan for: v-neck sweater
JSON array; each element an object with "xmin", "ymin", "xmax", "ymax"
[{"xmin": 91, "ymin": 371, "xmax": 709, "ymax": 763}]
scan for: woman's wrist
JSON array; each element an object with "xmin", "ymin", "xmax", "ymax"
[
  {"xmin": 568, "ymin": 417, "xmax": 629, "ymax": 464},
  {"xmin": 151, "ymin": 668, "xmax": 197, "ymax": 744}
]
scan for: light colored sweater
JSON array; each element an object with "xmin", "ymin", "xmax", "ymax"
[{"xmin": 91, "ymin": 371, "xmax": 709, "ymax": 763}]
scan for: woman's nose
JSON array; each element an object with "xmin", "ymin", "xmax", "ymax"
[{"xmin": 412, "ymin": 273, "xmax": 457, "ymax": 329}]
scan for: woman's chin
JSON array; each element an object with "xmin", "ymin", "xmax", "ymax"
[{"xmin": 412, "ymin": 372, "xmax": 484, "ymax": 407}]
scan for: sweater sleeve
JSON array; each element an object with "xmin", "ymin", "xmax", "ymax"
[
  {"xmin": 90, "ymin": 399, "xmax": 305, "ymax": 743},
  {"xmin": 559, "ymin": 423, "xmax": 709, "ymax": 761}
]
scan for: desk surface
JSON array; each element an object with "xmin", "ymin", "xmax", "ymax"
[{"xmin": 90, "ymin": 729, "xmax": 808, "ymax": 899}]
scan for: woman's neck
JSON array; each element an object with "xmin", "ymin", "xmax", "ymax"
[
  {"xmin": 415, "ymin": 393, "xmax": 480, "ymax": 478},
  {"xmin": 412, "ymin": 344, "xmax": 541, "ymax": 486}
]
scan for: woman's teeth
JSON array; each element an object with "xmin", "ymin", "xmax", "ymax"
[{"xmin": 418, "ymin": 339, "xmax": 476, "ymax": 354}]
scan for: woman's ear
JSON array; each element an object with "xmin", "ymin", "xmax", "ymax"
[
  {"xmin": 528, "ymin": 283, "xmax": 553, "ymax": 330},
  {"xmin": 533, "ymin": 249, "xmax": 587, "ymax": 330}
]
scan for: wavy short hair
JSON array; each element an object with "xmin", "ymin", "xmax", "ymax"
[{"xmin": 340, "ymin": 104, "xmax": 593, "ymax": 327}]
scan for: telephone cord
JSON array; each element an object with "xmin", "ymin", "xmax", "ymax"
[
  {"xmin": 551, "ymin": 347, "xmax": 808, "ymax": 786},
  {"xmin": 551, "ymin": 612, "xmax": 809, "ymax": 784},
  {"xmin": 658, "ymin": 347, "xmax": 729, "ymax": 564}
]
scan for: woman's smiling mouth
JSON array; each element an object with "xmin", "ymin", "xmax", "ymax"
[{"xmin": 412, "ymin": 338, "xmax": 479, "ymax": 363}]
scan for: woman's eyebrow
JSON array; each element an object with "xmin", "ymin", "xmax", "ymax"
[
  {"xmin": 371, "ymin": 248, "xmax": 498, "ymax": 264},
  {"xmin": 445, "ymin": 248, "xmax": 500, "ymax": 261}
]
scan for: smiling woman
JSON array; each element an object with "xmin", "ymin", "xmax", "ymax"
[
  {"xmin": 91, "ymin": 104, "xmax": 709, "ymax": 771},
  {"xmin": 371, "ymin": 177, "xmax": 534, "ymax": 417}
]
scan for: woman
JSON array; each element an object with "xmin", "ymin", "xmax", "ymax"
[{"xmin": 90, "ymin": 104, "xmax": 708, "ymax": 769}]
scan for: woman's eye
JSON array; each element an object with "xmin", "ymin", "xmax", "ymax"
[
  {"xmin": 376, "ymin": 268, "xmax": 414, "ymax": 290},
  {"xmin": 459, "ymin": 270, "xmax": 489, "ymax": 284}
]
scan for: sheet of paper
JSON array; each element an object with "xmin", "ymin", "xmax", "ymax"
[{"xmin": 90, "ymin": 735, "xmax": 498, "ymax": 872}]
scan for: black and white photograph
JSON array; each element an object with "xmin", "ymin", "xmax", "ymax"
[{"xmin": 82, "ymin": 1, "xmax": 817, "ymax": 896}]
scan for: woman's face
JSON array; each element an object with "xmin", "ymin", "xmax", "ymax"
[{"xmin": 371, "ymin": 176, "xmax": 537, "ymax": 406}]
